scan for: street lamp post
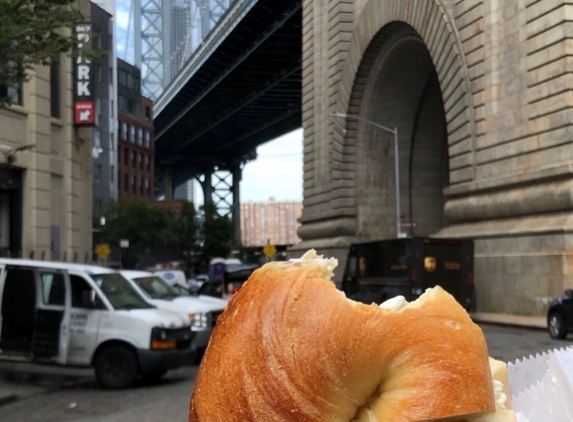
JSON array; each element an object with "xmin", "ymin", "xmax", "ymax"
[{"xmin": 329, "ymin": 112, "xmax": 404, "ymax": 238}]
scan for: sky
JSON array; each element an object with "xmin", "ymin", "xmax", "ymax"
[
  {"xmin": 113, "ymin": 1, "xmax": 304, "ymax": 204},
  {"xmin": 240, "ymin": 129, "xmax": 303, "ymax": 202}
]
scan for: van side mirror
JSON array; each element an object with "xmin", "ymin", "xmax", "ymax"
[{"xmin": 81, "ymin": 290, "xmax": 97, "ymax": 309}]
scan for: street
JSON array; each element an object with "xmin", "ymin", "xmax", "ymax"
[{"xmin": 0, "ymin": 323, "xmax": 570, "ymax": 422}]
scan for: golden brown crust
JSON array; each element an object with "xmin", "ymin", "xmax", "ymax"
[{"xmin": 190, "ymin": 259, "xmax": 496, "ymax": 422}]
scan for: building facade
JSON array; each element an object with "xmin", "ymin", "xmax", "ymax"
[
  {"xmin": 91, "ymin": 2, "xmax": 117, "ymax": 218},
  {"xmin": 117, "ymin": 59, "xmax": 155, "ymax": 200},
  {"xmin": 241, "ymin": 198, "xmax": 302, "ymax": 248},
  {"xmin": 293, "ymin": 0, "xmax": 573, "ymax": 316},
  {"xmin": 0, "ymin": 0, "xmax": 93, "ymax": 260}
]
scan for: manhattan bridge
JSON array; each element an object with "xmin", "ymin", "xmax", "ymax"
[{"xmin": 125, "ymin": 0, "xmax": 302, "ymax": 234}]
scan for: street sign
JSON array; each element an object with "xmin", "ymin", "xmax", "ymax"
[
  {"xmin": 263, "ymin": 244, "xmax": 277, "ymax": 258},
  {"xmin": 95, "ymin": 243, "xmax": 111, "ymax": 259}
]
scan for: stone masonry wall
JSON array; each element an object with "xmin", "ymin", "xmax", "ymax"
[{"xmin": 295, "ymin": 0, "xmax": 573, "ymax": 315}]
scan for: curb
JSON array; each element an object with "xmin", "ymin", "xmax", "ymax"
[
  {"xmin": 470, "ymin": 313, "xmax": 546, "ymax": 331},
  {"xmin": 0, "ymin": 393, "xmax": 17, "ymax": 408}
]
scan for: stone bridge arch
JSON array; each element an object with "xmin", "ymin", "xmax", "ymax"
[
  {"xmin": 298, "ymin": 0, "xmax": 475, "ymax": 245},
  {"xmin": 295, "ymin": 0, "xmax": 573, "ymax": 317}
]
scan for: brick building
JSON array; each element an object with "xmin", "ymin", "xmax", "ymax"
[
  {"xmin": 117, "ymin": 59, "xmax": 154, "ymax": 199},
  {"xmin": 241, "ymin": 198, "xmax": 302, "ymax": 248}
]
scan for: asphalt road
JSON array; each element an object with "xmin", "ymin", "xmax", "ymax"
[{"xmin": 0, "ymin": 323, "xmax": 571, "ymax": 422}]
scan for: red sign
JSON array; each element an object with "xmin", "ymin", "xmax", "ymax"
[
  {"xmin": 74, "ymin": 101, "xmax": 95, "ymax": 125},
  {"xmin": 73, "ymin": 23, "xmax": 95, "ymax": 127}
]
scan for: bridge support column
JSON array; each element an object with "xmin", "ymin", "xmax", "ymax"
[
  {"xmin": 231, "ymin": 161, "xmax": 242, "ymax": 249},
  {"xmin": 200, "ymin": 167, "xmax": 214, "ymax": 206},
  {"xmin": 164, "ymin": 166, "xmax": 174, "ymax": 200}
]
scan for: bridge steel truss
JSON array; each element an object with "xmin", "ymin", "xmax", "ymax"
[
  {"xmin": 137, "ymin": 0, "xmax": 236, "ymax": 101},
  {"xmin": 152, "ymin": 0, "xmax": 302, "ymax": 247}
]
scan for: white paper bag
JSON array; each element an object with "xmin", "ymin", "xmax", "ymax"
[{"xmin": 508, "ymin": 346, "xmax": 573, "ymax": 422}]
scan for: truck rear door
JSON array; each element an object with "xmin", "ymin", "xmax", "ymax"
[{"xmin": 420, "ymin": 240, "xmax": 474, "ymax": 310}]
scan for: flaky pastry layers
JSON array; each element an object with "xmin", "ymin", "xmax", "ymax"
[{"xmin": 190, "ymin": 252, "xmax": 495, "ymax": 422}]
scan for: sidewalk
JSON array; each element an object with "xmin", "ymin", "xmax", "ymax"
[{"xmin": 470, "ymin": 312, "xmax": 546, "ymax": 330}]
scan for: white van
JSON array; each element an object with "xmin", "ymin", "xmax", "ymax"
[
  {"xmin": 121, "ymin": 270, "xmax": 228, "ymax": 350},
  {"xmin": 0, "ymin": 259, "xmax": 195, "ymax": 389}
]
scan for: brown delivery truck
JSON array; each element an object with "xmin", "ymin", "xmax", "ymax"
[{"xmin": 341, "ymin": 237, "xmax": 475, "ymax": 311}]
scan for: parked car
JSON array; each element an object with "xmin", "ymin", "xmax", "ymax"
[
  {"xmin": 547, "ymin": 289, "xmax": 573, "ymax": 339},
  {"xmin": 0, "ymin": 259, "xmax": 194, "ymax": 389},
  {"xmin": 121, "ymin": 270, "xmax": 228, "ymax": 351}
]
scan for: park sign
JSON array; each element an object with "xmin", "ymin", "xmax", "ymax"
[{"xmin": 73, "ymin": 23, "xmax": 95, "ymax": 126}]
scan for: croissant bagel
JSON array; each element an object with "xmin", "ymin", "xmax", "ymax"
[{"xmin": 190, "ymin": 250, "xmax": 503, "ymax": 421}]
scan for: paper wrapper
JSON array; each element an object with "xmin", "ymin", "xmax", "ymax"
[{"xmin": 508, "ymin": 346, "xmax": 573, "ymax": 421}]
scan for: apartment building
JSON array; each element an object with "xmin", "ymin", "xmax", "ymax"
[
  {"xmin": 0, "ymin": 0, "xmax": 93, "ymax": 259},
  {"xmin": 241, "ymin": 198, "xmax": 302, "ymax": 247},
  {"xmin": 91, "ymin": 2, "xmax": 117, "ymax": 217},
  {"xmin": 117, "ymin": 59, "xmax": 155, "ymax": 200}
]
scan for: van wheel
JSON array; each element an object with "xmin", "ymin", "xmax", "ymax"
[
  {"xmin": 141, "ymin": 370, "xmax": 167, "ymax": 383},
  {"xmin": 94, "ymin": 345, "xmax": 138, "ymax": 389}
]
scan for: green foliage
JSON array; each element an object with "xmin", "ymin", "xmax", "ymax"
[
  {"xmin": 0, "ymin": 0, "xmax": 81, "ymax": 86},
  {"xmin": 100, "ymin": 199, "xmax": 235, "ymax": 272},
  {"xmin": 196, "ymin": 202, "xmax": 234, "ymax": 270},
  {"xmin": 0, "ymin": 144, "xmax": 35, "ymax": 189},
  {"xmin": 101, "ymin": 198, "xmax": 177, "ymax": 254},
  {"xmin": 1, "ymin": 144, "xmax": 35, "ymax": 166},
  {"xmin": 0, "ymin": 0, "xmax": 105, "ymax": 105},
  {"xmin": 171, "ymin": 201, "xmax": 200, "ymax": 271}
]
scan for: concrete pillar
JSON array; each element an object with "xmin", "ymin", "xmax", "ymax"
[
  {"xmin": 201, "ymin": 167, "xmax": 214, "ymax": 206},
  {"xmin": 231, "ymin": 161, "xmax": 242, "ymax": 249},
  {"xmin": 164, "ymin": 166, "xmax": 174, "ymax": 200}
]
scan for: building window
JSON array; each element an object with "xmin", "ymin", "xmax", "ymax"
[
  {"xmin": 145, "ymin": 106, "xmax": 151, "ymax": 121},
  {"xmin": 131, "ymin": 151, "xmax": 135, "ymax": 167},
  {"xmin": 122, "ymin": 122, "xmax": 128, "ymax": 140},
  {"xmin": 50, "ymin": 55, "xmax": 60, "ymax": 118},
  {"xmin": 97, "ymin": 63, "xmax": 102, "ymax": 82},
  {"xmin": 129, "ymin": 99, "xmax": 139, "ymax": 115},
  {"xmin": 118, "ymin": 69, "xmax": 127, "ymax": 86},
  {"xmin": 123, "ymin": 147, "xmax": 128, "ymax": 165},
  {"xmin": 118, "ymin": 94, "xmax": 128, "ymax": 112},
  {"xmin": 138, "ymin": 128, "xmax": 143, "ymax": 145},
  {"xmin": 145, "ymin": 130, "xmax": 151, "ymax": 148},
  {"xmin": 130, "ymin": 125, "xmax": 135, "ymax": 143},
  {"xmin": 95, "ymin": 198, "xmax": 103, "ymax": 214},
  {"xmin": 94, "ymin": 164, "xmax": 102, "ymax": 183},
  {"xmin": 145, "ymin": 155, "xmax": 150, "ymax": 171},
  {"xmin": 124, "ymin": 173, "xmax": 128, "ymax": 191},
  {"xmin": 0, "ymin": 83, "xmax": 22, "ymax": 106},
  {"xmin": 139, "ymin": 177, "xmax": 144, "ymax": 195},
  {"xmin": 94, "ymin": 130, "xmax": 101, "ymax": 150},
  {"xmin": 131, "ymin": 175, "xmax": 136, "ymax": 193},
  {"xmin": 95, "ymin": 30, "xmax": 102, "ymax": 49},
  {"xmin": 109, "ymin": 133, "xmax": 114, "ymax": 151},
  {"xmin": 139, "ymin": 153, "xmax": 143, "ymax": 170},
  {"xmin": 145, "ymin": 178, "xmax": 150, "ymax": 195},
  {"xmin": 110, "ymin": 165, "xmax": 115, "ymax": 183}
]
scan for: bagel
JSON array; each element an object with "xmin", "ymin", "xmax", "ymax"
[{"xmin": 190, "ymin": 250, "xmax": 515, "ymax": 422}]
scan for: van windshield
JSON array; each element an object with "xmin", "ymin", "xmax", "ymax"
[
  {"xmin": 90, "ymin": 273, "xmax": 154, "ymax": 310},
  {"xmin": 133, "ymin": 276, "xmax": 181, "ymax": 300}
]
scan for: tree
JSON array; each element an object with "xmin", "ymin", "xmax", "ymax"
[
  {"xmin": 171, "ymin": 201, "xmax": 199, "ymax": 274},
  {"xmin": 0, "ymin": 0, "xmax": 84, "ymax": 103},
  {"xmin": 101, "ymin": 199, "xmax": 177, "ymax": 256},
  {"xmin": 196, "ymin": 202, "xmax": 234, "ymax": 271}
]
